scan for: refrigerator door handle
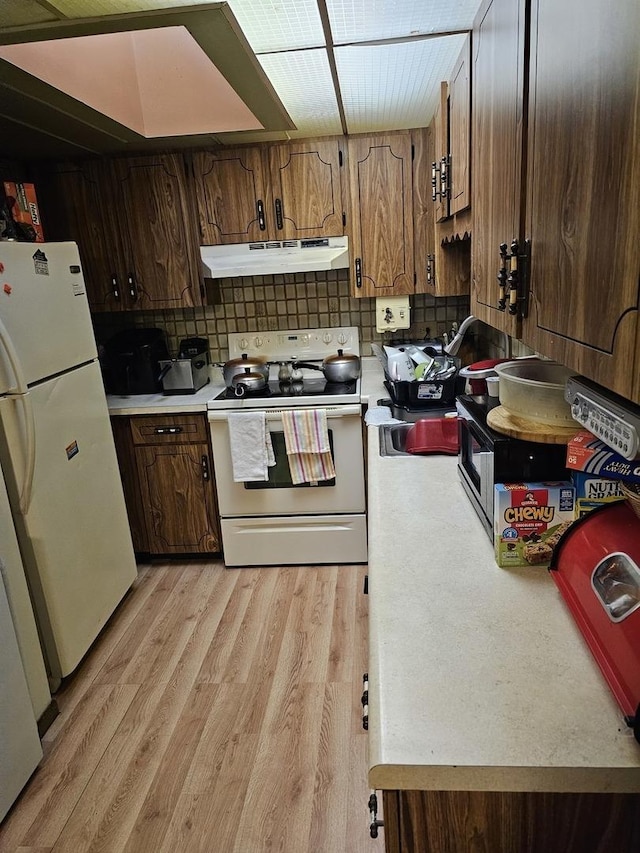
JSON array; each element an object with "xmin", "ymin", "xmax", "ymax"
[
  {"xmin": 0, "ymin": 317, "xmax": 36, "ymax": 513},
  {"xmin": 0, "ymin": 315, "xmax": 28, "ymax": 394}
]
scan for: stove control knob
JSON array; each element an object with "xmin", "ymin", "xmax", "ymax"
[
  {"xmin": 323, "ymin": 331, "xmax": 333, "ymax": 344},
  {"xmin": 254, "ymin": 337, "xmax": 264, "ymax": 348},
  {"xmin": 238, "ymin": 338, "xmax": 249, "ymax": 350}
]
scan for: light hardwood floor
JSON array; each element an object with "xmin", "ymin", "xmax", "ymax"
[{"xmin": 0, "ymin": 561, "xmax": 383, "ymax": 853}]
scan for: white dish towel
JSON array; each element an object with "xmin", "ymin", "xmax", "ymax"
[
  {"xmin": 281, "ymin": 409, "xmax": 336, "ymax": 484},
  {"xmin": 227, "ymin": 412, "xmax": 275, "ymax": 482}
]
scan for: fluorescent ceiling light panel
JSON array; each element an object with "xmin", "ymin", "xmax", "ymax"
[
  {"xmin": 0, "ymin": 26, "xmax": 263, "ymax": 137},
  {"xmin": 336, "ymin": 35, "xmax": 467, "ymax": 132},
  {"xmin": 258, "ymin": 49, "xmax": 343, "ymax": 137},
  {"xmin": 327, "ymin": 0, "xmax": 479, "ymax": 42}
]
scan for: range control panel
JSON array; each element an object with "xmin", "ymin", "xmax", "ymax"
[{"xmin": 565, "ymin": 376, "xmax": 640, "ymax": 460}]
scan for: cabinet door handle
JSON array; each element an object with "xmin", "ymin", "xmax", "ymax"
[
  {"xmin": 440, "ymin": 155, "xmax": 449, "ymax": 200},
  {"xmin": 111, "ymin": 274, "xmax": 120, "ymax": 300},
  {"xmin": 497, "ymin": 243, "xmax": 508, "ymax": 311},
  {"xmin": 274, "ymin": 198, "xmax": 283, "ymax": 230},
  {"xmin": 368, "ymin": 793, "xmax": 384, "ymax": 839},
  {"xmin": 426, "ymin": 253, "xmax": 435, "ymax": 286},
  {"xmin": 201, "ymin": 454, "xmax": 210, "ymax": 481},
  {"xmin": 431, "ymin": 161, "xmax": 441, "ymax": 202},
  {"xmin": 127, "ymin": 274, "xmax": 138, "ymax": 302},
  {"xmin": 153, "ymin": 426, "xmax": 183, "ymax": 435},
  {"xmin": 355, "ymin": 257, "xmax": 362, "ymax": 289},
  {"xmin": 361, "ymin": 672, "xmax": 368, "ymax": 730},
  {"xmin": 256, "ymin": 199, "xmax": 266, "ymax": 231},
  {"xmin": 507, "ymin": 239, "xmax": 520, "ymax": 315}
]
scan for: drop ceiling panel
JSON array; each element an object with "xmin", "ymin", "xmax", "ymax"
[
  {"xmin": 258, "ymin": 49, "xmax": 343, "ymax": 137},
  {"xmin": 327, "ymin": 0, "xmax": 479, "ymax": 43},
  {"xmin": 336, "ymin": 35, "xmax": 466, "ymax": 133}
]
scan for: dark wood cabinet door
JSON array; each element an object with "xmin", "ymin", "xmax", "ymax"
[
  {"xmin": 110, "ymin": 417, "xmax": 149, "ymax": 553},
  {"xmin": 393, "ymin": 789, "xmax": 640, "ymax": 853},
  {"xmin": 267, "ymin": 138, "xmax": 345, "ymax": 239},
  {"xmin": 136, "ymin": 441, "xmax": 220, "ymax": 555},
  {"xmin": 449, "ymin": 34, "xmax": 471, "ymax": 216},
  {"xmin": 347, "ymin": 133, "xmax": 415, "ymax": 297},
  {"xmin": 432, "ymin": 82, "xmax": 450, "ymax": 224},
  {"xmin": 40, "ymin": 161, "xmax": 125, "ymax": 312},
  {"xmin": 191, "ymin": 147, "xmax": 270, "ymax": 244},
  {"xmin": 470, "ymin": 0, "xmax": 526, "ymax": 338},
  {"xmin": 522, "ymin": 0, "xmax": 640, "ymax": 400},
  {"xmin": 112, "ymin": 154, "xmax": 202, "ymax": 310},
  {"xmin": 412, "ymin": 127, "xmax": 435, "ymax": 295}
]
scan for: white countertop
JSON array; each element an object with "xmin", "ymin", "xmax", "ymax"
[{"xmin": 366, "ymin": 431, "xmax": 640, "ymax": 793}]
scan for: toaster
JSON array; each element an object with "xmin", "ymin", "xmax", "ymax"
[{"xmin": 159, "ymin": 337, "xmax": 210, "ymax": 395}]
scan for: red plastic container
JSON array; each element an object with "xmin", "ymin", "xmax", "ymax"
[
  {"xmin": 549, "ymin": 500, "xmax": 640, "ymax": 739},
  {"xmin": 461, "ymin": 358, "xmax": 512, "ymax": 394},
  {"xmin": 405, "ymin": 417, "xmax": 460, "ymax": 454}
]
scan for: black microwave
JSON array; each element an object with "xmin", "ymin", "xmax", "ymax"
[{"xmin": 456, "ymin": 395, "xmax": 569, "ymax": 537}]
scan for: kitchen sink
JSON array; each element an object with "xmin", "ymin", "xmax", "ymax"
[{"xmin": 379, "ymin": 423, "xmax": 413, "ymax": 456}]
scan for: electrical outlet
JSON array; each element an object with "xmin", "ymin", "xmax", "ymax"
[{"xmin": 375, "ymin": 296, "xmax": 411, "ymax": 333}]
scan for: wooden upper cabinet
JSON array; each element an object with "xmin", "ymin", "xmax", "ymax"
[
  {"xmin": 266, "ymin": 139, "xmax": 344, "ymax": 239},
  {"xmin": 347, "ymin": 133, "xmax": 415, "ymax": 298},
  {"xmin": 522, "ymin": 0, "xmax": 640, "ymax": 399},
  {"xmin": 448, "ymin": 34, "xmax": 471, "ymax": 216},
  {"xmin": 112, "ymin": 154, "xmax": 202, "ymax": 311},
  {"xmin": 412, "ymin": 127, "xmax": 435, "ymax": 295},
  {"xmin": 432, "ymin": 82, "xmax": 450, "ymax": 224},
  {"xmin": 470, "ymin": 0, "xmax": 526, "ymax": 339},
  {"xmin": 191, "ymin": 147, "xmax": 270, "ymax": 245},
  {"xmin": 192, "ymin": 139, "xmax": 345, "ymax": 244},
  {"xmin": 39, "ymin": 161, "xmax": 125, "ymax": 312}
]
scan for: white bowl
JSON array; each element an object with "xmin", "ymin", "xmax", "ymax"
[{"xmin": 494, "ymin": 361, "xmax": 577, "ymax": 426}]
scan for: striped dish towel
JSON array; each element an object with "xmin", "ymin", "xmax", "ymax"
[{"xmin": 281, "ymin": 409, "xmax": 335, "ymax": 484}]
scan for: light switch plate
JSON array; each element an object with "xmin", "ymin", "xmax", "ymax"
[{"xmin": 375, "ymin": 296, "xmax": 411, "ymax": 333}]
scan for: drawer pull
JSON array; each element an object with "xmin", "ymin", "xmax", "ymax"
[
  {"xmin": 362, "ymin": 672, "xmax": 368, "ymax": 730},
  {"xmin": 368, "ymin": 792, "xmax": 384, "ymax": 839},
  {"xmin": 201, "ymin": 454, "xmax": 210, "ymax": 481},
  {"xmin": 153, "ymin": 426, "xmax": 183, "ymax": 435}
]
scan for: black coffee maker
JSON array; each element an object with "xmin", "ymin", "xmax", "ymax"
[{"xmin": 102, "ymin": 328, "xmax": 169, "ymax": 395}]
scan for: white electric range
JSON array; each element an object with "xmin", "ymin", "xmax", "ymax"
[{"xmin": 207, "ymin": 327, "xmax": 367, "ymax": 567}]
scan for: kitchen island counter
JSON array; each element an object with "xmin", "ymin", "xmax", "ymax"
[{"xmin": 367, "ymin": 426, "xmax": 640, "ymax": 794}]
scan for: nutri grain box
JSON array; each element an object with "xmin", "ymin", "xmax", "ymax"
[
  {"xmin": 494, "ymin": 482, "xmax": 576, "ymax": 568},
  {"xmin": 571, "ymin": 471, "xmax": 625, "ymax": 517}
]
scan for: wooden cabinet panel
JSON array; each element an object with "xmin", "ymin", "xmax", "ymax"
[
  {"xmin": 449, "ymin": 34, "xmax": 471, "ymax": 216},
  {"xmin": 130, "ymin": 413, "xmax": 208, "ymax": 445},
  {"xmin": 522, "ymin": 0, "xmax": 640, "ymax": 399},
  {"xmin": 112, "ymin": 154, "xmax": 202, "ymax": 311},
  {"xmin": 135, "ymin": 442, "xmax": 220, "ymax": 555},
  {"xmin": 412, "ymin": 127, "xmax": 434, "ymax": 295},
  {"xmin": 389, "ymin": 789, "xmax": 640, "ymax": 853},
  {"xmin": 267, "ymin": 138, "xmax": 345, "ymax": 239},
  {"xmin": 470, "ymin": 0, "xmax": 525, "ymax": 338},
  {"xmin": 110, "ymin": 417, "xmax": 149, "ymax": 553},
  {"xmin": 432, "ymin": 83, "xmax": 450, "ymax": 224},
  {"xmin": 39, "ymin": 161, "xmax": 124, "ymax": 312},
  {"xmin": 347, "ymin": 133, "xmax": 415, "ymax": 297},
  {"xmin": 191, "ymin": 146, "xmax": 269, "ymax": 245}
]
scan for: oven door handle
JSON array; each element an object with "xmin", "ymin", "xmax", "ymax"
[{"xmin": 208, "ymin": 405, "xmax": 362, "ymax": 422}]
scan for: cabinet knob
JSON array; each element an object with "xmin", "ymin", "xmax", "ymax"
[
  {"xmin": 111, "ymin": 274, "xmax": 120, "ymax": 300},
  {"xmin": 368, "ymin": 793, "xmax": 384, "ymax": 839},
  {"xmin": 355, "ymin": 257, "xmax": 362, "ymax": 289},
  {"xmin": 507, "ymin": 239, "xmax": 520, "ymax": 316},
  {"xmin": 256, "ymin": 199, "xmax": 266, "ymax": 231},
  {"xmin": 201, "ymin": 454, "xmax": 210, "ymax": 481},
  {"xmin": 431, "ymin": 161, "xmax": 441, "ymax": 202},
  {"xmin": 440, "ymin": 155, "xmax": 450, "ymax": 200},
  {"xmin": 497, "ymin": 243, "xmax": 508, "ymax": 311},
  {"xmin": 127, "ymin": 274, "xmax": 138, "ymax": 302},
  {"xmin": 274, "ymin": 197, "xmax": 283, "ymax": 230}
]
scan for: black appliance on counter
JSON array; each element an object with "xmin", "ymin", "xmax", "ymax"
[
  {"xmin": 456, "ymin": 394, "xmax": 569, "ymax": 537},
  {"xmin": 102, "ymin": 328, "xmax": 169, "ymax": 395}
]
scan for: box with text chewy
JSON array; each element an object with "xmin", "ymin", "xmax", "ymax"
[
  {"xmin": 571, "ymin": 471, "xmax": 625, "ymax": 517},
  {"xmin": 566, "ymin": 430, "xmax": 640, "ymax": 485},
  {"xmin": 494, "ymin": 482, "xmax": 575, "ymax": 568},
  {"xmin": 3, "ymin": 181, "xmax": 44, "ymax": 242}
]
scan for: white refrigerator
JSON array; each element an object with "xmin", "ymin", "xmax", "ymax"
[{"xmin": 0, "ymin": 241, "xmax": 137, "ymax": 687}]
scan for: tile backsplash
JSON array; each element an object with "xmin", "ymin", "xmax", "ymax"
[{"xmin": 92, "ymin": 269, "xmax": 472, "ymax": 362}]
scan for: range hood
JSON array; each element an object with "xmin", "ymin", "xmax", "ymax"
[{"xmin": 200, "ymin": 237, "xmax": 349, "ymax": 279}]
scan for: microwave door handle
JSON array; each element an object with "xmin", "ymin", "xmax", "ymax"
[{"xmin": 0, "ymin": 317, "xmax": 36, "ymax": 513}]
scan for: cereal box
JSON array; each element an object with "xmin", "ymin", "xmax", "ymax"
[
  {"xmin": 566, "ymin": 430, "xmax": 640, "ymax": 485},
  {"xmin": 571, "ymin": 471, "xmax": 625, "ymax": 517},
  {"xmin": 494, "ymin": 482, "xmax": 576, "ymax": 568},
  {"xmin": 3, "ymin": 181, "xmax": 44, "ymax": 242}
]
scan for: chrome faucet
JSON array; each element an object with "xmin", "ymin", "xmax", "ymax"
[{"xmin": 443, "ymin": 314, "xmax": 477, "ymax": 356}]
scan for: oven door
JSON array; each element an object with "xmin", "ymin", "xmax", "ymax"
[{"xmin": 208, "ymin": 404, "xmax": 365, "ymax": 517}]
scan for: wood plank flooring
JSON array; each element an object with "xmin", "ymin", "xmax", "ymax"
[{"xmin": 0, "ymin": 561, "xmax": 382, "ymax": 853}]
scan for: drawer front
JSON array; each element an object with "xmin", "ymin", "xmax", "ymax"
[{"xmin": 130, "ymin": 414, "xmax": 208, "ymax": 445}]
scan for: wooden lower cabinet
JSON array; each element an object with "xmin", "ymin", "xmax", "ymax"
[
  {"xmin": 111, "ymin": 413, "xmax": 221, "ymax": 556},
  {"xmin": 382, "ymin": 789, "xmax": 640, "ymax": 853}
]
